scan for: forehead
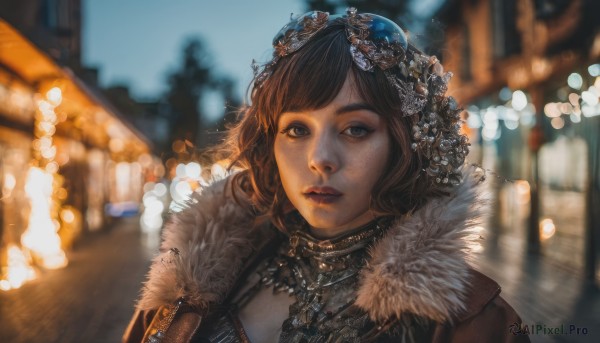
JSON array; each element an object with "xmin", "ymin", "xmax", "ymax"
[
  {"xmin": 281, "ymin": 74, "xmax": 366, "ymax": 115},
  {"xmin": 278, "ymin": 79, "xmax": 380, "ymax": 122},
  {"xmin": 332, "ymin": 75, "xmax": 363, "ymax": 104}
]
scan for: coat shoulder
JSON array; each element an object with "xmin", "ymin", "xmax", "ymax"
[
  {"xmin": 459, "ymin": 269, "xmax": 501, "ymax": 321},
  {"xmin": 430, "ymin": 269, "xmax": 530, "ymax": 342}
]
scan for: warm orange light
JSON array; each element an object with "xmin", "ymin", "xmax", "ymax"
[
  {"xmin": 40, "ymin": 146, "xmax": 57, "ymax": 159},
  {"xmin": 45, "ymin": 87, "xmax": 62, "ymax": 107},
  {"xmin": 540, "ymin": 218, "xmax": 556, "ymax": 241},
  {"xmin": 154, "ymin": 163, "xmax": 166, "ymax": 178},
  {"xmin": 5, "ymin": 86, "xmax": 69, "ymax": 290},
  {"xmin": 514, "ymin": 180, "xmax": 531, "ymax": 204},
  {"xmin": 45, "ymin": 161, "xmax": 59, "ymax": 174},
  {"xmin": 138, "ymin": 153, "xmax": 152, "ymax": 168},
  {"xmin": 531, "ymin": 57, "xmax": 551, "ymax": 80},
  {"xmin": 2, "ymin": 172, "xmax": 16, "ymax": 198},
  {"xmin": 56, "ymin": 187, "xmax": 68, "ymax": 200},
  {"xmin": 37, "ymin": 99, "xmax": 53, "ymax": 115},
  {"xmin": 507, "ymin": 66, "xmax": 529, "ymax": 89},
  {"xmin": 0, "ymin": 245, "xmax": 37, "ymax": 291},
  {"xmin": 172, "ymin": 140, "xmax": 186, "ymax": 153},
  {"xmin": 38, "ymin": 121, "xmax": 55, "ymax": 134},
  {"xmin": 38, "ymin": 136, "xmax": 52, "ymax": 150},
  {"xmin": 60, "ymin": 208, "xmax": 75, "ymax": 224},
  {"xmin": 109, "ymin": 138, "xmax": 124, "ymax": 152},
  {"xmin": 21, "ymin": 167, "xmax": 68, "ymax": 270}
]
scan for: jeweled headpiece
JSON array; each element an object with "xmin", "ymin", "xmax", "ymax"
[{"xmin": 253, "ymin": 8, "xmax": 469, "ymax": 186}]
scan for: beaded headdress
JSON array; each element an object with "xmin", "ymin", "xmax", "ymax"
[{"xmin": 252, "ymin": 8, "xmax": 469, "ymax": 185}]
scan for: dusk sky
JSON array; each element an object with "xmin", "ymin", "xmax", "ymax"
[
  {"xmin": 82, "ymin": 0, "xmax": 440, "ymax": 110},
  {"xmin": 82, "ymin": 0, "xmax": 305, "ymax": 102}
]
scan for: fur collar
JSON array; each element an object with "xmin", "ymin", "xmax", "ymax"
[{"xmin": 137, "ymin": 167, "xmax": 487, "ymax": 324}]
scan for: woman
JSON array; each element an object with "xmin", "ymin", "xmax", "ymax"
[{"xmin": 124, "ymin": 8, "xmax": 529, "ymax": 342}]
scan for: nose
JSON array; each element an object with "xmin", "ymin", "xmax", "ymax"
[{"xmin": 308, "ymin": 131, "xmax": 339, "ymax": 174}]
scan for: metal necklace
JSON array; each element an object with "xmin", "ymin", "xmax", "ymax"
[{"xmin": 237, "ymin": 215, "xmax": 393, "ymax": 343}]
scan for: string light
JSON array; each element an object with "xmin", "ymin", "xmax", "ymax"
[{"xmin": 2, "ymin": 86, "xmax": 69, "ymax": 291}]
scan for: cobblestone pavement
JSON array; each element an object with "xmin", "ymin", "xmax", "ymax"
[
  {"xmin": 0, "ymin": 216, "xmax": 157, "ymax": 343},
  {"xmin": 1, "ymin": 194, "xmax": 598, "ymax": 342}
]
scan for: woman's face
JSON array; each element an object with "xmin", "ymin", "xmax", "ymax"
[{"xmin": 274, "ymin": 76, "xmax": 391, "ymax": 238}]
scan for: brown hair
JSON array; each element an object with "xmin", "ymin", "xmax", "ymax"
[{"xmin": 220, "ymin": 24, "xmax": 444, "ymax": 231}]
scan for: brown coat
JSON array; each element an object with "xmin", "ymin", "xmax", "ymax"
[{"xmin": 123, "ymin": 168, "xmax": 530, "ymax": 342}]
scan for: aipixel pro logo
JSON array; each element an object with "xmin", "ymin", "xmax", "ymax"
[{"xmin": 509, "ymin": 322, "xmax": 589, "ymax": 336}]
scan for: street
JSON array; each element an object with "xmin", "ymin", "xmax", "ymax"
[
  {"xmin": 475, "ymin": 231, "xmax": 600, "ymax": 343},
  {"xmin": 0, "ymin": 217, "xmax": 156, "ymax": 343}
]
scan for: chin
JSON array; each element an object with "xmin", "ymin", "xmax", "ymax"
[
  {"xmin": 305, "ymin": 218, "xmax": 339, "ymax": 231},
  {"xmin": 298, "ymin": 209, "xmax": 341, "ymax": 230},
  {"xmin": 300, "ymin": 209, "xmax": 367, "ymax": 235},
  {"xmin": 293, "ymin": 201, "xmax": 372, "ymax": 236}
]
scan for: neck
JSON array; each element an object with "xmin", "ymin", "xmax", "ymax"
[
  {"xmin": 307, "ymin": 212, "xmax": 378, "ymax": 239},
  {"xmin": 307, "ymin": 218, "xmax": 380, "ymax": 241}
]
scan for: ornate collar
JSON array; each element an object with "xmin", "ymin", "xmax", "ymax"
[{"xmin": 286, "ymin": 216, "xmax": 392, "ymax": 274}]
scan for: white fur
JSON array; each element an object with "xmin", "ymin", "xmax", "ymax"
[{"xmin": 137, "ymin": 167, "xmax": 487, "ymax": 323}]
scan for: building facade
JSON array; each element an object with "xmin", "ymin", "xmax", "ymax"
[
  {"xmin": 0, "ymin": 3, "xmax": 159, "ymax": 290},
  {"xmin": 437, "ymin": 0, "xmax": 600, "ymax": 283}
]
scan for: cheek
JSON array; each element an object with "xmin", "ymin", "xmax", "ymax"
[
  {"xmin": 354, "ymin": 144, "xmax": 390, "ymax": 201},
  {"xmin": 274, "ymin": 140, "xmax": 305, "ymax": 209},
  {"xmin": 374, "ymin": 140, "xmax": 391, "ymax": 172},
  {"xmin": 353, "ymin": 136, "xmax": 391, "ymax": 181},
  {"xmin": 273, "ymin": 139, "xmax": 287, "ymax": 175},
  {"xmin": 274, "ymin": 139, "xmax": 298, "ymax": 185}
]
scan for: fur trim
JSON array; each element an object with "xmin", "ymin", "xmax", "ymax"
[
  {"xmin": 355, "ymin": 166, "xmax": 487, "ymax": 322},
  {"xmin": 137, "ymin": 178, "xmax": 271, "ymax": 312},
  {"xmin": 137, "ymin": 166, "xmax": 488, "ymax": 323}
]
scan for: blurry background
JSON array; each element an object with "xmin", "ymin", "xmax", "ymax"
[{"xmin": 0, "ymin": 0, "xmax": 599, "ymax": 342}]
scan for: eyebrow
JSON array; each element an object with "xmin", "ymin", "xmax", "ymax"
[
  {"xmin": 335, "ymin": 103, "xmax": 378, "ymax": 116},
  {"xmin": 280, "ymin": 102, "xmax": 378, "ymax": 118}
]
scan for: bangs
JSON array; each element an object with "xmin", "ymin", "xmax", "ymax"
[
  {"xmin": 258, "ymin": 25, "xmax": 353, "ymax": 117},
  {"xmin": 253, "ymin": 24, "xmax": 404, "ymax": 131}
]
